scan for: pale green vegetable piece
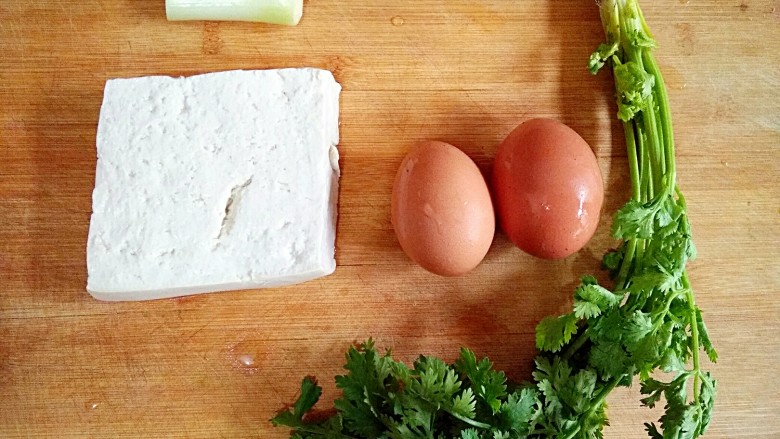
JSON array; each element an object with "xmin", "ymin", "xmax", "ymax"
[{"xmin": 166, "ymin": 0, "xmax": 303, "ymax": 26}]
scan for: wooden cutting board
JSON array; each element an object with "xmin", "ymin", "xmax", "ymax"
[{"xmin": 1, "ymin": 1, "xmax": 778, "ymax": 437}]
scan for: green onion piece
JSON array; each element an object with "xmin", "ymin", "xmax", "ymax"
[{"xmin": 166, "ymin": 0, "xmax": 303, "ymax": 26}]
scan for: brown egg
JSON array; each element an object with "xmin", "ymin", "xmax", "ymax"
[
  {"xmin": 391, "ymin": 141, "xmax": 495, "ymax": 276},
  {"xmin": 492, "ymin": 119, "xmax": 604, "ymax": 259}
]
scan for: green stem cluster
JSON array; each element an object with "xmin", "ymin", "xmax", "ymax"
[{"xmin": 606, "ymin": 0, "xmax": 702, "ymax": 398}]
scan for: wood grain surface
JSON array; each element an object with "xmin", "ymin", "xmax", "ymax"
[{"xmin": 1, "ymin": 1, "xmax": 779, "ymax": 437}]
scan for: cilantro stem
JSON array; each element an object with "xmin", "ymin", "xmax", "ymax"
[
  {"xmin": 590, "ymin": 376, "xmax": 622, "ymax": 414},
  {"xmin": 675, "ymin": 186, "xmax": 686, "ymax": 206},
  {"xmin": 621, "ymin": 102, "xmax": 641, "ymax": 201},
  {"xmin": 615, "ymin": 238, "xmax": 636, "ymax": 288},
  {"xmin": 643, "ymin": 138, "xmax": 654, "ymax": 201},
  {"xmin": 636, "ymin": 123, "xmax": 650, "ymax": 202},
  {"xmin": 615, "ymin": 118, "xmax": 641, "ymax": 289},
  {"xmin": 635, "ymin": 239, "xmax": 646, "ymax": 272},
  {"xmin": 642, "ymin": 51, "xmax": 677, "ymax": 195},
  {"xmin": 560, "ymin": 376, "xmax": 624, "ymax": 439},
  {"xmin": 682, "ymin": 272, "xmax": 701, "ymax": 401},
  {"xmin": 636, "ymin": 6, "xmax": 676, "ymax": 195},
  {"xmin": 562, "ymin": 329, "xmax": 590, "ymax": 361},
  {"xmin": 645, "ymin": 102, "xmax": 665, "ymax": 194}
]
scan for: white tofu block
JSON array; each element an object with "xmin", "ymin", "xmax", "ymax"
[{"xmin": 87, "ymin": 69, "xmax": 341, "ymax": 301}]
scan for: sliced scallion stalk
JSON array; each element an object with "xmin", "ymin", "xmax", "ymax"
[{"xmin": 166, "ymin": 0, "xmax": 303, "ymax": 26}]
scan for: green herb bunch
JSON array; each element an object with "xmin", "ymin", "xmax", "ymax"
[
  {"xmin": 273, "ymin": 341, "xmax": 541, "ymax": 439},
  {"xmin": 273, "ymin": 1, "xmax": 716, "ymax": 437}
]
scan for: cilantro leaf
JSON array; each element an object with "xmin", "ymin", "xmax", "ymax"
[
  {"xmin": 271, "ymin": 377, "xmax": 323, "ymax": 428},
  {"xmin": 695, "ymin": 309, "xmax": 718, "ymax": 363},
  {"xmin": 612, "ymin": 199, "xmax": 657, "ymax": 239},
  {"xmin": 589, "ymin": 341, "xmax": 629, "ymax": 381},
  {"xmin": 588, "ymin": 42, "xmax": 619, "ymax": 74},
  {"xmin": 450, "ymin": 387, "xmax": 478, "ymax": 420},
  {"xmin": 559, "ymin": 369, "xmax": 597, "ymax": 414},
  {"xmin": 639, "ymin": 372, "xmax": 716, "ymax": 439},
  {"xmin": 536, "ymin": 378, "xmax": 563, "ymax": 421},
  {"xmin": 499, "ymin": 388, "xmax": 538, "ymax": 435},
  {"xmin": 332, "ymin": 344, "xmax": 393, "ymax": 437},
  {"xmin": 697, "ymin": 373, "xmax": 716, "ymax": 435},
  {"xmin": 614, "ymin": 60, "xmax": 655, "ymax": 122},
  {"xmin": 639, "ymin": 377, "xmax": 666, "ymax": 409},
  {"xmin": 455, "ymin": 348, "xmax": 508, "ymax": 414},
  {"xmin": 602, "ymin": 247, "xmax": 625, "ymax": 276},
  {"xmin": 589, "ymin": 309, "xmax": 625, "ymax": 344},
  {"xmin": 644, "ymin": 422, "xmax": 663, "ymax": 439},
  {"xmin": 573, "ymin": 279, "xmax": 624, "ymax": 319},
  {"xmin": 573, "ymin": 301, "xmax": 602, "ymax": 320},
  {"xmin": 536, "ymin": 314, "xmax": 579, "ymax": 353},
  {"xmin": 410, "ymin": 355, "xmax": 461, "ymax": 405},
  {"xmin": 294, "ymin": 377, "xmax": 323, "ymax": 419},
  {"xmin": 397, "ymin": 402, "xmax": 434, "ymax": 437},
  {"xmin": 623, "ymin": 311, "xmax": 654, "ymax": 345},
  {"xmin": 533, "ymin": 357, "xmax": 571, "ymax": 424}
]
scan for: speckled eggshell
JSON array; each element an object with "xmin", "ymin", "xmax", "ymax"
[
  {"xmin": 492, "ymin": 118, "xmax": 604, "ymax": 259},
  {"xmin": 391, "ymin": 141, "xmax": 495, "ymax": 276}
]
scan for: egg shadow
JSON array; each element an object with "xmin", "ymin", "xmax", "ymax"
[{"xmin": 390, "ymin": 241, "xmax": 600, "ymax": 382}]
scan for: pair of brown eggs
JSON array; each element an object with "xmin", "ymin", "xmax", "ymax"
[{"xmin": 391, "ymin": 118, "xmax": 605, "ymax": 276}]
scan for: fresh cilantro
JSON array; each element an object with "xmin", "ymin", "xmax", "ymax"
[
  {"xmin": 589, "ymin": 341, "xmax": 629, "ymax": 380},
  {"xmin": 454, "ymin": 348, "xmax": 508, "ymax": 415},
  {"xmin": 614, "ymin": 60, "xmax": 656, "ymax": 122},
  {"xmin": 695, "ymin": 309, "xmax": 718, "ymax": 363},
  {"xmin": 602, "ymin": 247, "xmax": 624, "ymax": 275},
  {"xmin": 274, "ymin": 343, "xmax": 541, "ymax": 439},
  {"xmin": 612, "ymin": 199, "xmax": 659, "ymax": 240},
  {"xmin": 588, "ymin": 42, "xmax": 619, "ymax": 74},
  {"xmin": 697, "ymin": 373, "xmax": 717, "ymax": 435},
  {"xmin": 536, "ymin": 314, "xmax": 579, "ymax": 353},
  {"xmin": 498, "ymin": 388, "xmax": 537, "ymax": 435},
  {"xmin": 270, "ymin": 377, "xmax": 322, "ymax": 428},
  {"xmin": 623, "ymin": 311, "xmax": 654, "ymax": 344},
  {"xmin": 573, "ymin": 277, "xmax": 624, "ymax": 320}
]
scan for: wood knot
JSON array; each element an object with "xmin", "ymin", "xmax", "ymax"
[{"xmin": 202, "ymin": 22, "xmax": 223, "ymax": 55}]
